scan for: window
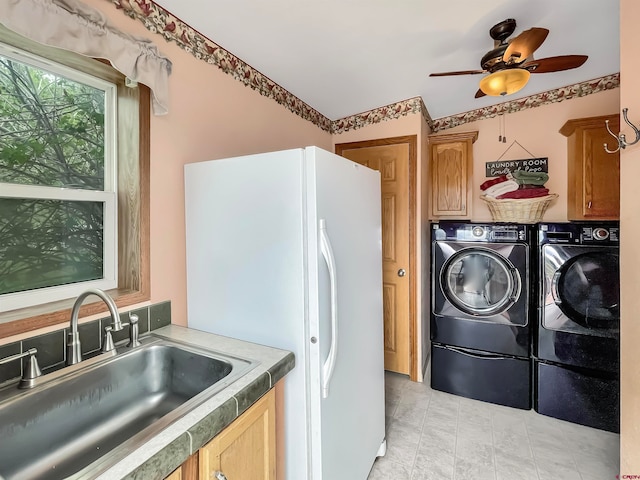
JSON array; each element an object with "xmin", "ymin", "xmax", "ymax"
[
  {"xmin": 0, "ymin": 43, "xmax": 118, "ymax": 311},
  {"xmin": 0, "ymin": 24, "xmax": 150, "ymax": 336}
]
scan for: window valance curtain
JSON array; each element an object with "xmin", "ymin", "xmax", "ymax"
[{"xmin": 0, "ymin": 0, "xmax": 172, "ymax": 115}]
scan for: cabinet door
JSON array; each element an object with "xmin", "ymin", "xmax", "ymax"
[
  {"xmin": 164, "ymin": 468, "xmax": 182, "ymax": 480},
  {"xmin": 582, "ymin": 125, "xmax": 620, "ymax": 218},
  {"xmin": 430, "ymin": 138, "xmax": 474, "ymax": 218},
  {"xmin": 562, "ymin": 114, "xmax": 620, "ymax": 221},
  {"xmin": 200, "ymin": 390, "xmax": 276, "ymax": 480}
]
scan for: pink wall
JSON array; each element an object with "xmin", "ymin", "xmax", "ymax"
[
  {"xmin": 619, "ymin": 0, "xmax": 639, "ymax": 471},
  {"xmin": 80, "ymin": 0, "xmax": 332, "ymax": 326},
  {"xmin": 438, "ymin": 89, "xmax": 620, "ymax": 222}
]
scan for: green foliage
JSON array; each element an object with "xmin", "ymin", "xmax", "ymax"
[
  {"xmin": 0, "ymin": 57, "xmax": 105, "ymax": 189},
  {"xmin": 0, "ymin": 54, "xmax": 107, "ymax": 295},
  {"xmin": 0, "ymin": 199, "xmax": 103, "ymax": 295}
]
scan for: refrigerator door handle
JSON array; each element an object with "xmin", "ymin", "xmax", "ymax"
[{"xmin": 319, "ymin": 219, "xmax": 338, "ymax": 399}]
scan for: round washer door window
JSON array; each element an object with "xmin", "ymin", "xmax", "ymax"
[
  {"xmin": 552, "ymin": 252, "xmax": 620, "ymax": 329},
  {"xmin": 441, "ymin": 248, "xmax": 521, "ymax": 317}
]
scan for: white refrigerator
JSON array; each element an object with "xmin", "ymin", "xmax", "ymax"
[{"xmin": 184, "ymin": 146, "xmax": 386, "ymax": 480}]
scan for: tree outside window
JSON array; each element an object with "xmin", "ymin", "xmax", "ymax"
[{"xmin": 0, "ymin": 44, "xmax": 117, "ymax": 311}]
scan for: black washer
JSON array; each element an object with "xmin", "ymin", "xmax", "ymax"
[
  {"xmin": 430, "ymin": 221, "xmax": 534, "ymax": 410},
  {"xmin": 535, "ymin": 221, "xmax": 620, "ymax": 432}
]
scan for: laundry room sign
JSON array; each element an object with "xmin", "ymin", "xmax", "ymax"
[{"xmin": 485, "ymin": 157, "xmax": 549, "ymax": 177}]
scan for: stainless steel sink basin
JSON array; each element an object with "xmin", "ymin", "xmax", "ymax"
[{"xmin": 0, "ymin": 337, "xmax": 256, "ymax": 479}]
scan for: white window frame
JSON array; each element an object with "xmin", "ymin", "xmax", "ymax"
[{"xmin": 0, "ymin": 43, "xmax": 118, "ymax": 312}]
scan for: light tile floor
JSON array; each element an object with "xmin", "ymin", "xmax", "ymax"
[{"xmin": 368, "ymin": 371, "xmax": 619, "ymax": 480}]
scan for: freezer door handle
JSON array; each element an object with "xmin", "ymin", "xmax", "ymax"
[{"xmin": 319, "ymin": 219, "xmax": 338, "ymax": 399}]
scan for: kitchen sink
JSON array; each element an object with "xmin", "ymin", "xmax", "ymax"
[{"xmin": 0, "ymin": 337, "xmax": 256, "ymax": 480}]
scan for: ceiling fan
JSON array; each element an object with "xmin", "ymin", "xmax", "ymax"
[{"xmin": 429, "ymin": 19, "xmax": 588, "ymax": 98}]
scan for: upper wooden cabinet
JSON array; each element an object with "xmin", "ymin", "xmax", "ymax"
[
  {"xmin": 560, "ymin": 114, "xmax": 621, "ymax": 220},
  {"xmin": 429, "ymin": 131, "xmax": 478, "ymax": 219}
]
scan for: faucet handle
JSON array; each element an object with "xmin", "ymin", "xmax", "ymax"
[
  {"xmin": 0, "ymin": 348, "xmax": 42, "ymax": 389},
  {"xmin": 102, "ymin": 326, "xmax": 116, "ymax": 353},
  {"xmin": 20, "ymin": 350, "xmax": 42, "ymax": 389}
]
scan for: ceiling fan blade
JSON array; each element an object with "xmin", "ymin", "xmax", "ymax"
[
  {"xmin": 429, "ymin": 70, "xmax": 486, "ymax": 77},
  {"xmin": 523, "ymin": 55, "xmax": 588, "ymax": 73},
  {"xmin": 503, "ymin": 27, "xmax": 549, "ymax": 63},
  {"xmin": 475, "ymin": 89, "xmax": 487, "ymax": 99}
]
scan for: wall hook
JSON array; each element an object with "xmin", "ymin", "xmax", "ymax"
[{"xmin": 604, "ymin": 108, "xmax": 640, "ymax": 154}]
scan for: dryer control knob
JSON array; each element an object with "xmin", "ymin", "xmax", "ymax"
[
  {"xmin": 472, "ymin": 226, "xmax": 485, "ymax": 237},
  {"xmin": 593, "ymin": 228, "xmax": 610, "ymax": 240}
]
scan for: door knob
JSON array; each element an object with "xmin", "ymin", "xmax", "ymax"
[
  {"xmin": 398, "ymin": 269, "xmax": 406, "ymax": 277},
  {"xmin": 214, "ymin": 472, "xmax": 228, "ymax": 480}
]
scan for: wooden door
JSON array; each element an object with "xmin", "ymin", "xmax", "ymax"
[
  {"xmin": 583, "ymin": 123, "xmax": 621, "ymax": 218},
  {"xmin": 336, "ymin": 137, "xmax": 415, "ymax": 376},
  {"xmin": 199, "ymin": 390, "xmax": 276, "ymax": 480}
]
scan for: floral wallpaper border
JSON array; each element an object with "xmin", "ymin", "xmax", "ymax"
[
  {"xmin": 109, "ymin": 0, "xmax": 334, "ymax": 132},
  {"xmin": 330, "ymin": 97, "xmax": 427, "ymax": 135},
  {"xmin": 419, "ymin": 97, "xmax": 434, "ymax": 130},
  {"xmin": 430, "ymin": 73, "xmax": 621, "ymax": 133},
  {"xmin": 107, "ymin": 1, "xmax": 618, "ymax": 136}
]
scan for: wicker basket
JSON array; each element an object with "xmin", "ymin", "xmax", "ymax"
[{"xmin": 480, "ymin": 194, "xmax": 559, "ymax": 224}]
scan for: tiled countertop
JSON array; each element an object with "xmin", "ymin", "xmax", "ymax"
[{"xmin": 94, "ymin": 325, "xmax": 295, "ymax": 480}]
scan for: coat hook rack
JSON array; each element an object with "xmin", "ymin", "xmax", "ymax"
[{"xmin": 604, "ymin": 108, "xmax": 640, "ymax": 154}]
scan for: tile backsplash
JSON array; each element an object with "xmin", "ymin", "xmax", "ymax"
[{"xmin": 0, "ymin": 300, "xmax": 171, "ymax": 386}]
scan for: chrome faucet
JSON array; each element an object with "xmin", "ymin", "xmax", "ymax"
[{"xmin": 67, "ymin": 288, "xmax": 123, "ymax": 365}]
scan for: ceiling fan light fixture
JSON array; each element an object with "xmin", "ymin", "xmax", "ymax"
[{"xmin": 479, "ymin": 69, "xmax": 530, "ymax": 97}]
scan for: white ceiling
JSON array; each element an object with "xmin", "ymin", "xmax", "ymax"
[{"xmin": 153, "ymin": 0, "xmax": 620, "ymax": 120}]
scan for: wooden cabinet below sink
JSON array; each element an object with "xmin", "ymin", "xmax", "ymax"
[{"xmin": 165, "ymin": 388, "xmax": 276, "ymax": 480}]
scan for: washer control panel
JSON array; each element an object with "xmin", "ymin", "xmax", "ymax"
[
  {"xmin": 539, "ymin": 223, "xmax": 619, "ymax": 245},
  {"xmin": 582, "ymin": 225, "xmax": 619, "ymax": 242},
  {"xmin": 432, "ymin": 223, "xmax": 528, "ymax": 242}
]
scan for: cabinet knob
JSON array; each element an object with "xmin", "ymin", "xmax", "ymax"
[
  {"xmin": 214, "ymin": 472, "xmax": 228, "ymax": 480},
  {"xmin": 398, "ymin": 269, "xmax": 406, "ymax": 277},
  {"xmin": 587, "ymin": 201, "xmax": 592, "ymax": 209}
]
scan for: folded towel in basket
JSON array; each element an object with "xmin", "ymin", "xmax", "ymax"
[
  {"xmin": 497, "ymin": 187, "xmax": 550, "ymax": 199},
  {"xmin": 480, "ymin": 175, "xmax": 509, "ymax": 191},
  {"xmin": 511, "ymin": 170, "xmax": 549, "ymax": 186},
  {"xmin": 484, "ymin": 179, "xmax": 520, "ymax": 198}
]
